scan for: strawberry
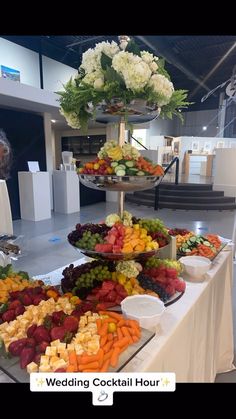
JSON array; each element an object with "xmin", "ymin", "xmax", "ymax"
[
  {"xmin": 20, "ymin": 347, "xmax": 35, "ymax": 369},
  {"xmin": 50, "ymin": 326, "xmax": 67, "ymax": 341},
  {"xmin": 33, "ymin": 326, "xmax": 51, "ymax": 343},
  {"xmin": 2, "ymin": 309, "xmax": 16, "ymax": 323},
  {"xmin": 36, "ymin": 341, "xmax": 49, "ymax": 354},
  {"xmin": 63, "ymin": 316, "xmax": 78, "ymax": 333},
  {"xmin": 9, "ymin": 338, "xmax": 28, "ymax": 356},
  {"xmin": 27, "ymin": 324, "xmax": 37, "ymax": 338},
  {"xmin": 52, "ymin": 311, "xmax": 66, "ymax": 326},
  {"xmin": 14, "ymin": 305, "xmax": 25, "ymax": 317},
  {"xmin": 33, "ymin": 353, "xmax": 42, "ymax": 365},
  {"xmin": 32, "ymin": 295, "xmax": 44, "ymax": 306},
  {"xmin": 8, "ymin": 300, "xmax": 22, "ymax": 311},
  {"xmin": 25, "ymin": 337, "xmax": 36, "ymax": 348},
  {"xmin": 21, "ymin": 294, "xmax": 32, "ymax": 306}
]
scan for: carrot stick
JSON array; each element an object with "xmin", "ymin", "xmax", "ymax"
[
  {"xmin": 98, "ymin": 349, "xmax": 104, "ymax": 368},
  {"xmin": 66, "ymin": 365, "xmax": 76, "ymax": 372},
  {"xmin": 96, "ymin": 318, "xmax": 102, "ymax": 333},
  {"xmin": 119, "ymin": 343, "xmax": 130, "ymax": 353},
  {"xmin": 79, "ymin": 361, "xmax": 99, "ymax": 371},
  {"xmin": 113, "ymin": 336, "xmax": 130, "ymax": 348},
  {"xmin": 132, "ymin": 335, "xmax": 139, "ymax": 343},
  {"xmin": 82, "ymin": 369, "xmax": 99, "ymax": 372},
  {"xmin": 103, "ymin": 340, "xmax": 114, "ymax": 353},
  {"xmin": 117, "ymin": 319, "xmax": 126, "ymax": 327},
  {"xmin": 103, "ymin": 349, "xmax": 113, "ymax": 362},
  {"xmin": 117, "ymin": 327, "xmax": 123, "ymax": 340},
  {"xmin": 100, "ymin": 335, "xmax": 108, "ymax": 347},
  {"xmin": 99, "ymin": 311, "xmax": 123, "ymax": 321},
  {"xmin": 69, "ymin": 351, "xmax": 78, "ymax": 366},
  {"xmin": 79, "ymin": 349, "xmax": 103, "ymax": 365},
  {"xmin": 103, "ymin": 317, "xmax": 118, "ymax": 324},
  {"xmin": 99, "ymin": 322, "xmax": 108, "ymax": 337},
  {"xmin": 110, "ymin": 347, "xmax": 120, "ymax": 368},
  {"xmin": 121, "ymin": 326, "xmax": 132, "ymax": 342},
  {"xmin": 100, "ymin": 358, "xmax": 110, "ymax": 372},
  {"xmin": 107, "ymin": 333, "xmax": 113, "ymax": 341}
]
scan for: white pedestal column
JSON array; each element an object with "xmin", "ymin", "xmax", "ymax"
[
  {"xmin": 18, "ymin": 172, "xmax": 51, "ymax": 221},
  {"xmin": 0, "ymin": 180, "xmax": 13, "ymax": 234},
  {"xmin": 53, "ymin": 170, "xmax": 80, "ymax": 214},
  {"xmin": 213, "ymin": 149, "xmax": 236, "ymax": 197}
]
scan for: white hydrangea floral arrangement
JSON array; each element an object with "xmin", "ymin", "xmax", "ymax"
[{"xmin": 58, "ymin": 37, "xmax": 190, "ymax": 130}]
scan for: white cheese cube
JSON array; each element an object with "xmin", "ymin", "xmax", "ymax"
[
  {"xmin": 27, "ymin": 362, "xmax": 38, "ymax": 373},
  {"xmin": 45, "ymin": 346, "xmax": 57, "ymax": 356}
]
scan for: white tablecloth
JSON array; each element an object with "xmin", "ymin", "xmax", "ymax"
[
  {"xmin": 36, "ymin": 247, "xmax": 235, "ymax": 382},
  {"xmin": 0, "ymin": 180, "xmax": 13, "ymax": 235}
]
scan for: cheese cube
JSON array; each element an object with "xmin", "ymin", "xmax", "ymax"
[
  {"xmin": 45, "ymin": 346, "xmax": 57, "ymax": 356},
  {"xmin": 74, "ymin": 344, "xmax": 83, "ymax": 355},
  {"xmin": 39, "ymin": 364, "xmax": 52, "ymax": 372},
  {"xmin": 27, "ymin": 362, "xmax": 38, "ymax": 373},
  {"xmin": 67, "ymin": 343, "xmax": 75, "ymax": 352},
  {"xmin": 40, "ymin": 355, "xmax": 50, "ymax": 365},
  {"xmin": 84, "ymin": 311, "xmax": 92, "ymax": 316},
  {"xmin": 51, "ymin": 339, "xmax": 61, "ymax": 347},
  {"xmin": 50, "ymin": 356, "xmax": 60, "ymax": 367},
  {"xmin": 59, "ymin": 351, "xmax": 69, "ymax": 362},
  {"xmin": 57, "ymin": 343, "xmax": 66, "ymax": 353},
  {"xmin": 52, "ymin": 359, "xmax": 67, "ymax": 371}
]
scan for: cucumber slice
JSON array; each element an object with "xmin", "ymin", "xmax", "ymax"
[
  {"xmin": 111, "ymin": 162, "xmax": 118, "ymax": 168},
  {"xmin": 181, "ymin": 243, "xmax": 188, "ymax": 249},
  {"xmin": 117, "ymin": 164, "xmax": 126, "ymax": 170},
  {"xmin": 115, "ymin": 165, "xmax": 125, "ymax": 172},
  {"xmin": 125, "ymin": 160, "xmax": 134, "ymax": 168},
  {"xmin": 116, "ymin": 169, "xmax": 126, "ymax": 176},
  {"xmin": 190, "ymin": 237, "xmax": 196, "ymax": 242},
  {"xmin": 203, "ymin": 241, "xmax": 211, "ymax": 246},
  {"xmin": 129, "ymin": 168, "xmax": 138, "ymax": 173},
  {"xmin": 185, "ymin": 249, "xmax": 191, "ymax": 253},
  {"xmin": 137, "ymin": 171, "xmax": 145, "ymax": 176}
]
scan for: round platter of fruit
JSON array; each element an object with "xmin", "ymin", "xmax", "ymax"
[
  {"xmin": 68, "ymin": 212, "xmax": 170, "ymax": 261},
  {"xmin": 168, "ymin": 228, "xmax": 223, "ymax": 260},
  {"xmin": 78, "ymin": 141, "xmax": 164, "ymax": 192},
  {"xmin": 61, "ymin": 258, "xmax": 186, "ymax": 310}
]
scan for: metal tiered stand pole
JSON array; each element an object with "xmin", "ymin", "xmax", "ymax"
[{"xmin": 118, "ymin": 117, "xmax": 125, "ymax": 218}]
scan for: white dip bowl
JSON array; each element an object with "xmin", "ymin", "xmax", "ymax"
[
  {"xmin": 121, "ymin": 295, "xmax": 165, "ymax": 330},
  {"xmin": 179, "ymin": 256, "xmax": 211, "ymax": 281}
]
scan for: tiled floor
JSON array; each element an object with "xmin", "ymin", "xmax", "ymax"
[{"xmin": 0, "ymin": 201, "xmax": 235, "ymax": 382}]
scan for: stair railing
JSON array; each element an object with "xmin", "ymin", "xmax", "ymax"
[{"xmin": 154, "ymin": 157, "xmax": 179, "ymax": 210}]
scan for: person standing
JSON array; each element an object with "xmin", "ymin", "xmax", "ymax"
[{"xmin": 0, "ymin": 129, "xmax": 13, "ymax": 235}]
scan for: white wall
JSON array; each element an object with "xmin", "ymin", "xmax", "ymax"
[
  {"xmin": 0, "ymin": 38, "xmax": 40, "ymax": 88},
  {"xmin": 42, "ymin": 56, "xmax": 78, "ymax": 92}
]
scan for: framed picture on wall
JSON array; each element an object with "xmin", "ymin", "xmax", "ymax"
[
  {"xmin": 230, "ymin": 142, "xmax": 236, "ymax": 148},
  {"xmin": 217, "ymin": 141, "xmax": 225, "ymax": 148},
  {"xmin": 0, "ymin": 65, "xmax": 20, "ymax": 82},
  {"xmin": 203, "ymin": 142, "xmax": 211, "ymax": 153},
  {"xmin": 191, "ymin": 141, "xmax": 199, "ymax": 152}
]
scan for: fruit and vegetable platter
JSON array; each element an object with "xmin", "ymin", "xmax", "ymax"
[
  {"xmin": 78, "ymin": 140, "xmax": 164, "ymax": 178},
  {"xmin": 0, "ymin": 257, "xmax": 185, "ymax": 378},
  {"xmin": 168, "ymin": 228, "xmax": 223, "ymax": 259},
  {"xmin": 68, "ymin": 211, "xmax": 170, "ymax": 260}
]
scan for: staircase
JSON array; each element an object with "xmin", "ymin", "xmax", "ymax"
[{"xmin": 125, "ymin": 183, "xmax": 236, "ymax": 210}]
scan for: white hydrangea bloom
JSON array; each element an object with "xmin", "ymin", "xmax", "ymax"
[
  {"xmin": 94, "ymin": 78, "xmax": 104, "ymax": 90},
  {"xmin": 80, "ymin": 48, "xmax": 98, "ymax": 74},
  {"xmin": 148, "ymin": 74, "xmax": 174, "ymax": 106},
  {"xmin": 94, "ymin": 41, "xmax": 120, "ymax": 58},
  {"xmin": 83, "ymin": 70, "xmax": 104, "ymax": 86},
  {"xmin": 141, "ymin": 51, "xmax": 155, "ymax": 64},
  {"xmin": 60, "ymin": 109, "xmax": 81, "ymax": 129},
  {"xmin": 112, "ymin": 51, "xmax": 151, "ymax": 92},
  {"xmin": 149, "ymin": 61, "xmax": 158, "ymax": 72}
]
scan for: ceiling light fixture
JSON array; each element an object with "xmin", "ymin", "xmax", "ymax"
[
  {"xmin": 51, "ymin": 119, "xmax": 56, "ymax": 123},
  {"xmin": 202, "ymin": 126, "xmax": 207, "ymax": 131}
]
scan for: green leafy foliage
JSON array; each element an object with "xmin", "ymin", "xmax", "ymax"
[
  {"xmin": 101, "ymin": 52, "xmax": 112, "ymax": 70},
  {"xmin": 126, "ymin": 39, "xmax": 141, "ymax": 56}
]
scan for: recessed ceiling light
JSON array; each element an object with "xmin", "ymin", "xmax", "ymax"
[
  {"xmin": 51, "ymin": 119, "xmax": 56, "ymax": 123},
  {"xmin": 202, "ymin": 126, "xmax": 207, "ymax": 131}
]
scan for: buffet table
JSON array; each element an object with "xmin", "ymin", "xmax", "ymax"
[{"xmin": 33, "ymin": 244, "xmax": 235, "ymax": 383}]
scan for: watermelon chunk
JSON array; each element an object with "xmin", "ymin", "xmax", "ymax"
[{"xmin": 95, "ymin": 243, "xmax": 113, "ymax": 253}]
